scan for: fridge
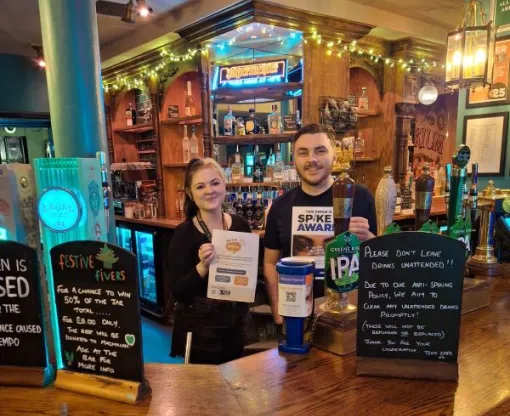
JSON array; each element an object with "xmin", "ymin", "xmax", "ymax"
[{"xmin": 115, "ymin": 223, "xmax": 166, "ymax": 318}]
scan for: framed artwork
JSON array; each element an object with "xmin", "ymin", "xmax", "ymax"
[
  {"xmin": 462, "ymin": 112, "xmax": 508, "ymax": 176},
  {"xmin": 403, "ymin": 75, "xmax": 419, "ymax": 104},
  {"xmin": 467, "ymin": 36, "xmax": 510, "ymax": 108}
]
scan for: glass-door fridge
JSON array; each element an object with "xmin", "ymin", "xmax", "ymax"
[
  {"xmin": 134, "ymin": 230, "xmax": 158, "ymax": 305},
  {"xmin": 116, "ymin": 225, "xmax": 133, "ymax": 252}
]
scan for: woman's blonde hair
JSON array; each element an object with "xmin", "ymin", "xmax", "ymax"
[{"xmin": 183, "ymin": 157, "xmax": 226, "ymax": 218}]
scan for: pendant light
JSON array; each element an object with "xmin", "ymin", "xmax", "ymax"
[
  {"xmin": 418, "ymin": 79, "xmax": 439, "ymax": 105},
  {"xmin": 137, "ymin": 0, "xmax": 153, "ymax": 18},
  {"xmin": 121, "ymin": 0, "xmax": 137, "ymax": 24},
  {"xmin": 445, "ymin": 0, "xmax": 496, "ymax": 90}
]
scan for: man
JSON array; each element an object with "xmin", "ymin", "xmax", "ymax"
[{"xmin": 264, "ymin": 123, "xmax": 377, "ymax": 324}]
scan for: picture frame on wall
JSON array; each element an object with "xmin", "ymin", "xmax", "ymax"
[
  {"xmin": 466, "ymin": 36, "xmax": 510, "ymax": 108},
  {"xmin": 403, "ymin": 75, "xmax": 419, "ymax": 104},
  {"xmin": 462, "ymin": 112, "xmax": 508, "ymax": 176}
]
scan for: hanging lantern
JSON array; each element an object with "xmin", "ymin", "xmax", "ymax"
[{"xmin": 445, "ymin": 0, "xmax": 496, "ymax": 90}]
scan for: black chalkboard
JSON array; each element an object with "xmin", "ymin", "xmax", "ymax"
[
  {"xmin": 50, "ymin": 241, "xmax": 144, "ymax": 382},
  {"xmin": 357, "ymin": 232, "xmax": 465, "ymax": 363},
  {"xmin": 0, "ymin": 241, "xmax": 47, "ymax": 367}
]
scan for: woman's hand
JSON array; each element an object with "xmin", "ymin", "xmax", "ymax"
[{"xmin": 196, "ymin": 243, "xmax": 216, "ymax": 278}]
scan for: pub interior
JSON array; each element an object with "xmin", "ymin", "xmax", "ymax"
[{"xmin": 2, "ymin": 0, "xmax": 510, "ymax": 414}]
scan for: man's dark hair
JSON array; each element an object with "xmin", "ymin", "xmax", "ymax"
[{"xmin": 293, "ymin": 123, "xmax": 336, "ymax": 149}]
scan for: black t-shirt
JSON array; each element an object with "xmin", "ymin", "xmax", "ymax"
[{"xmin": 264, "ymin": 184, "xmax": 377, "ymax": 260}]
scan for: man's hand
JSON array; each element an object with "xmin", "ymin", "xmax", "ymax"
[{"xmin": 349, "ymin": 217, "xmax": 374, "ymax": 241}]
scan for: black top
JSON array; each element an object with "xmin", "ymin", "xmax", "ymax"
[
  {"xmin": 264, "ymin": 184, "xmax": 377, "ymax": 258},
  {"xmin": 168, "ymin": 214, "xmax": 252, "ymax": 302}
]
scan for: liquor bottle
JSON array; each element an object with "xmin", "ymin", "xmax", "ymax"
[
  {"xmin": 243, "ymin": 193, "xmax": 254, "ymax": 228},
  {"xmin": 332, "ymin": 165, "xmax": 355, "ymax": 236},
  {"xmin": 190, "ymin": 125, "xmax": 199, "ymax": 158},
  {"xmin": 212, "ymin": 113, "xmax": 218, "ymax": 138},
  {"xmin": 185, "ymin": 81, "xmax": 196, "ymax": 116},
  {"xmin": 253, "ymin": 191, "xmax": 265, "ymax": 229},
  {"xmin": 395, "ymin": 185, "xmax": 402, "ymax": 214},
  {"xmin": 354, "ymin": 132, "xmax": 365, "ymax": 158},
  {"xmin": 268, "ymin": 104, "xmax": 283, "ymax": 134},
  {"xmin": 245, "ymin": 108, "xmax": 259, "ymax": 134},
  {"xmin": 265, "ymin": 149, "xmax": 274, "ymax": 180},
  {"xmin": 415, "ymin": 163, "xmax": 435, "ymax": 230},
  {"xmin": 231, "ymin": 152, "xmax": 243, "ymax": 184},
  {"xmin": 224, "ymin": 106, "xmax": 235, "ymax": 136},
  {"xmin": 126, "ymin": 103, "xmax": 134, "ymax": 126},
  {"xmin": 272, "ymin": 144, "xmax": 284, "ymax": 181},
  {"xmin": 253, "ymin": 145, "xmax": 264, "ymax": 183},
  {"xmin": 236, "ymin": 117, "xmax": 246, "ymax": 136},
  {"xmin": 296, "ymin": 109, "xmax": 302, "ymax": 130},
  {"xmin": 234, "ymin": 190, "xmax": 244, "ymax": 216},
  {"xmin": 375, "ymin": 166, "xmax": 397, "ymax": 236},
  {"xmin": 358, "ymin": 87, "xmax": 369, "ymax": 111},
  {"xmin": 182, "ymin": 125, "xmax": 190, "ymax": 163}
]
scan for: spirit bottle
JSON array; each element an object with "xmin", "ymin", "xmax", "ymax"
[
  {"xmin": 245, "ymin": 108, "xmax": 259, "ymax": 134},
  {"xmin": 224, "ymin": 106, "xmax": 235, "ymax": 136},
  {"xmin": 253, "ymin": 191, "xmax": 265, "ymax": 229},
  {"xmin": 332, "ymin": 165, "xmax": 355, "ymax": 235},
  {"xmin": 190, "ymin": 125, "xmax": 199, "ymax": 159},
  {"xmin": 185, "ymin": 81, "xmax": 196, "ymax": 116},
  {"xmin": 253, "ymin": 145, "xmax": 264, "ymax": 183},
  {"xmin": 296, "ymin": 109, "xmax": 302, "ymax": 130},
  {"xmin": 235, "ymin": 190, "xmax": 244, "ymax": 216},
  {"xmin": 243, "ymin": 193, "xmax": 254, "ymax": 228},
  {"xmin": 415, "ymin": 163, "xmax": 435, "ymax": 230},
  {"xmin": 235, "ymin": 117, "xmax": 246, "ymax": 136},
  {"xmin": 273, "ymin": 144, "xmax": 285, "ymax": 181},
  {"xmin": 354, "ymin": 132, "xmax": 365, "ymax": 158},
  {"xmin": 126, "ymin": 103, "xmax": 134, "ymax": 126},
  {"xmin": 182, "ymin": 125, "xmax": 190, "ymax": 163},
  {"xmin": 358, "ymin": 87, "xmax": 369, "ymax": 111},
  {"xmin": 268, "ymin": 104, "xmax": 282, "ymax": 134},
  {"xmin": 265, "ymin": 149, "xmax": 274, "ymax": 180},
  {"xmin": 231, "ymin": 149, "xmax": 244, "ymax": 183}
]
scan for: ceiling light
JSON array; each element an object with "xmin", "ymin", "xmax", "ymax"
[
  {"xmin": 137, "ymin": 0, "xmax": 153, "ymax": 17},
  {"xmin": 121, "ymin": 0, "xmax": 137, "ymax": 23},
  {"xmin": 418, "ymin": 80, "xmax": 439, "ymax": 105},
  {"xmin": 32, "ymin": 45, "xmax": 46, "ymax": 68}
]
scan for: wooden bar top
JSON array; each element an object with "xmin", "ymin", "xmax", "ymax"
[{"xmin": 2, "ymin": 275, "xmax": 510, "ymax": 415}]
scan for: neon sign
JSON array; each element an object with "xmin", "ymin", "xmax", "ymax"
[
  {"xmin": 38, "ymin": 187, "xmax": 82, "ymax": 233},
  {"xmin": 218, "ymin": 59, "xmax": 287, "ymax": 88}
]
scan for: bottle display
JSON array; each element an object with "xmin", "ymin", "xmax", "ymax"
[
  {"xmin": 185, "ymin": 81, "xmax": 196, "ymax": 116},
  {"xmin": 126, "ymin": 103, "xmax": 134, "ymax": 126},
  {"xmin": 224, "ymin": 106, "xmax": 235, "ymax": 136},
  {"xmin": 190, "ymin": 125, "xmax": 199, "ymax": 159},
  {"xmin": 234, "ymin": 191, "xmax": 244, "ymax": 216},
  {"xmin": 268, "ymin": 104, "xmax": 283, "ymax": 134},
  {"xmin": 332, "ymin": 165, "xmax": 355, "ymax": 235},
  {"xmin": 182, "ymin": 125, "xmax": 190, "ymax": 163},
  {"xmin": 354, "ymin": 132, "xmax": 365, "ymax": 158},
  {"xmin": 243, "ymin": 194, "xmax": 254, "ymax": 228},
  {"xmin": 265, "ymin": 149, "xmax": 275, "ymax": 180},
  {"xmin": 236, "ymin": 117, "xmax": 246, "ymax": 136},
  {"xmin": 245, "ymin": 108, "xmax": 259, "ymax": 134},
  {"xmin": 273, "ymin": 144, "xmax": 285, "ymax": 181},
  {"xmin": 253, "ymin": 145, "xmax": 264, "ymax": 183},
  {"xmin": 415, "ymin": 163, "xmax": 435, "ymax": 230},
  {"xmin": 358, "ymin": 87, "xmax": 369, "ymax": 110},
  {"xmin": 253, "ymin": 191, "xmax": 265, "ymax": 229},
  {"xmin": 231, "ymin": 146, "xmax": 244, "ymax": 183}
]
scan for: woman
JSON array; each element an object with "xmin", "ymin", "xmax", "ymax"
[{"xmin": 168, "ymin": 157, "xmax": 252, "ymax": 364}]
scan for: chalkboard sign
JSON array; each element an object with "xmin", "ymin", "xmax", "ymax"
[
  {"xmin": 0, "ymin": 241, "xmax": 47, "ymax": 367},
  {"xmin": 50, "ymin": 241, "xmax": 144, "ymax": 382},
  {"xmin": 357, "ymin": 232, "xmax": 465, "ymax": 364}
]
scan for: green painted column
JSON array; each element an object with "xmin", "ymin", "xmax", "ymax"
[{"xmin": 38, "ymin": 0, "xmax": 115, "ymax": 241}]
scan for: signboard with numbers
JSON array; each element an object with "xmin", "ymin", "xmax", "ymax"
[
  {"xmin": 50, "ymin": 241, "xmax": 144, "ymax": 383},
  {"xmin": 356, "ymin": 232, "xmax": 466, "ymax": 381},
  {"xmin": 467, "ymin": 37, "xmax": 510, "ymax": 108}
]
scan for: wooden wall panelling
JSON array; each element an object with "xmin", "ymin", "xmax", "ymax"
[
  {"xmin": 163, "ymin": 168, "xmax": 186, "ymax": 219},
  {"xmin": 199, "ymin": 47, "xmax": 213, "ymax": 158},
  {"xmin": 104, "ymin": 90, "xmax": 115, "ymax": 164},
  {"xmin": 303, "ymin": 42, "xmax": 350, "ymax": 124}
]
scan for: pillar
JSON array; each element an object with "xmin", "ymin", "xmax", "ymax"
[{"xmin": 38, "ymin": 0, "xmax": 115, "ymax": 241}]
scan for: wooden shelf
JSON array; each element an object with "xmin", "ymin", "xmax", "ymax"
[
  {"xmin": 212, "ymin": 82, "xmax": 303, "ymax": 104},
  {"xmin": 136, "ymin": 139, "xmax": 154, "ymax": 143},
  {"xmin": 164, "ymin": 163, "xmax": 188, "ymax": 168},
  {"xmin": 137, "ymin": 150, "xmax": 156, "ymax": 154},
  {"xmin": 161, "ymin": 115, "xmax": 203, "ymax": 125},
  {"xmin": 114, "ymin": 123, "xmax": 153, "ymax": 134},
  {"xmin": 356, "ymin": 109, "xmax": 382, "ymax": 118},
  {"xmin": 226, "ymin": 181, "xmax": 299, "ymax": 187},
  {"xmin": 214, "ymin": 133, "xmax": 294, "ymax": 145}
]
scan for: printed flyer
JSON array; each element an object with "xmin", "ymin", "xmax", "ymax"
[
  {"xmin": 291, "ymin": 207, "xmax": 334, "ymax": 278},
  {"xmin": 207, "ymin": 230, "xmax": 259, "ymax": 303}
]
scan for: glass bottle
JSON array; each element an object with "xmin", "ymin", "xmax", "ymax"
[
  {"xmin": 231, "ymin": 151, "xmax": 243, "ymax": 183},
  {"xmin": 273, "ymin": 144, "xmax": 285, "ymax": 181},
  {"xmin": 268, "ymin": 104, "xmax": 282, "ymax": 134},
  {"xmin": 265, "ymin": 149, "xmax": 274, "ymax": 180},
  {"xmin": 236, "ymin": 117, "xmax": 246, "ymax": 136},
  {"xmin": 185, "ymin": 81, "xmax": 196, "ymax": 116},
  {"xmin": 126, "ymin": 103, "xmax": 133, "ymax": 126},
  {"xmin": 235, "ymin": 190, "xmax": 244, "ymax": 216},
  {"xmin": 253, "ymin": 191, "xmax": 265, "ymax": 229},
  {"xmin": 245, "ymin": 108, "xmax": 259, "ymax": 134},
  {"xmin": 253, "ymin": 145, "xmax": 264, "ymax": 183},
  {"xmin": 243, "ymin": 193, "xmax": 254, "ymax": 228},
  {"xmin": 182, "ymin": 125, "xmax": 190, "ymax": 163},
  {"xmin": 190, "ymin": 125, "xmax": 199, "ymax": 159},
  {"xmin": 224, "ymin": 106, "xmax": 235, "ymax": 136},
  {"xmin": 332, "ymin": 165, "xmax": 355, "ymax": 236},
  {"xmin": 354, "ymin": 132, "xmax": 365, "ymax": 158},
  {"xmin": 415, "ymin": 163, "xmax": 435, "ymax": 230},
  {"xmin": 358, "ymin": 87, "xmax": 369, "ymax": 111}
]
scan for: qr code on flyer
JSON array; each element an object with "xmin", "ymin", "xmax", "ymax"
[{"xmin": 286, "ymin": 291, "xmax": 297, "ymax": 302}]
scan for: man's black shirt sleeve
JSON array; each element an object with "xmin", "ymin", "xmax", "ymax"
[{"xmin": 264, "ymin": 203, "xmax": 282, "ymax": 251}]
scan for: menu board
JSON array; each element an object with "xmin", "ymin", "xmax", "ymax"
[
  {"xmin": 0, "ymin": 241, "xmax": 47, "ymax": 367},
  {"xmin": 50, "ymin": 241, "xmax": 144, "ymax": 382},
  {"xmin": 357, "ymin": 232, "xmax": 465, "ymax": 363}
]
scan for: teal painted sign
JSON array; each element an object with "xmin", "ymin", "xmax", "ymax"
[
  {"xmin": 496, "ymin": 0, "xmax": 510, "ymax": 27},
  {"xmin": 38, "ymin": 187, "xmax": 82, "ymax": 232}
]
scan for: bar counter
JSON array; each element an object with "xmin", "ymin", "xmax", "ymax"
[{"xmin": 2, "ymin": 274, "xmax": 510, "ymax": 415}]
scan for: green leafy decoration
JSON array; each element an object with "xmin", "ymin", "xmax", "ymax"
[{"xmin": 96, "ymin": 244, "xmax": 119, "ymax": 269}]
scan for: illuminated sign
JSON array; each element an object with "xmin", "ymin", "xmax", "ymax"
[
  {"xmin": 38, "ymin": 187, "xmax": 82, "ymax": 233},
  {"xmin": 218, "ymin": 59, "xmax": 287, "ymax": 88},
  {"xmin": 0, "ymin": 226, "xmax": 6, "ymax": 240}
]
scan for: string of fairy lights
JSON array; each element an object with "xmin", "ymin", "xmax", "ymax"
[{"xmin": 102, "ymin": 25, "xmax": 446, "ymax": 91}]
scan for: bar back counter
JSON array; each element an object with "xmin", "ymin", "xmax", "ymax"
[{"xmin": 1, "ymin": 273, "xmax": 510, "ymax": 416}]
